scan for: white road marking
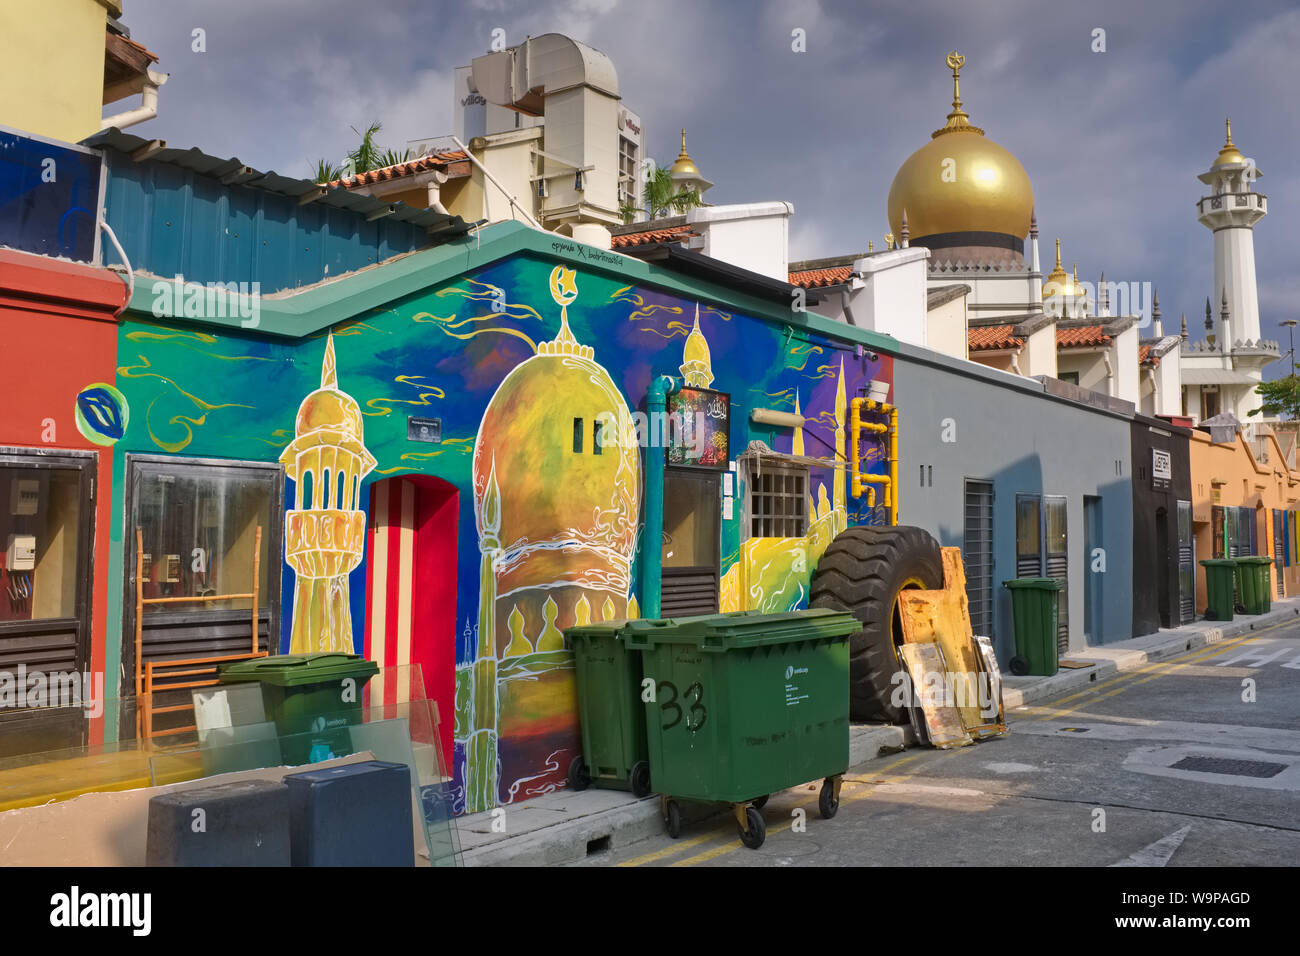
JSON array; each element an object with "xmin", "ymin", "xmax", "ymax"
[
  {"xmin": 1016, "ymin": 719, "xmax": 1300, "ymax": 754},
  {"xmin": 1110, "ymin": 824, "xmax": 1192, "ymax": 867},
  {"xmin": 983, "ymin": 762, "xmax": 1041, "ymax": 774}
]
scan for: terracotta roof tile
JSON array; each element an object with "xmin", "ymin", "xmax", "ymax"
[
  {"xmin": 788, "ymin": 266, "xmax": 853, "ymax": 289},
  {"xmin": 609, "ymin": 225, "xmax": 695, "ymax": 249},
  {"xmin": 1139, "ymin": 344, "xmax": 1160, "ymax": 367},
  {"xmin": 968, "ymin": 325, "xmax": 1024, "ymax": 351},
  {"xmin": 330, "ymin": 151, "xmax": 469, "ymax": 189},
  {"xmin": 1056, "ymin": 325, "xmax": 1111, "ymax": 348}
]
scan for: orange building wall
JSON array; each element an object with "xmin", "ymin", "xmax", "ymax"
[{"xmin": 1188, "ymin": 429, "xmax": 1300, "ymax": 613}]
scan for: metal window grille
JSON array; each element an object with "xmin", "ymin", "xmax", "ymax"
[
  {"xmin": 749, "ymin": 464, "xmax": 808, "ymax": 539},
  {"xmin": 963, "ymin": 480, "xmax": 994, "ymax": 639}
]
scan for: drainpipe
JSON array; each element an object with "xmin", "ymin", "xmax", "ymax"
[
  {"xmin": 100, "ymin": 70, "xmax": 169, "ymax": 131},
  {"xmin": 1146, "ymin": 366, "xmax": 1160, "ymax": 415},
  {"xmin": 641, "ymin": 374, "xmax": 680, "ymax": 618},
  {"xmin": 840, "ymin": 288, "xmax": 857, "ymax": 326},
  {"xmin": 1102, "ymin": 351, "xmax": 1115, "ymax": 397},
  {"xmin": 425, "ymin": 170, "xmax": 450, "ymax": 215},
  {"xmin": 1009, "ymin": 350, "xmax": 1022, "ymax": 376}
]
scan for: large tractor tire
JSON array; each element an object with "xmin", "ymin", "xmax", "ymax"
[{"xmin": 810, "ymin": 525, "xmax": 944, "ymax": 723}]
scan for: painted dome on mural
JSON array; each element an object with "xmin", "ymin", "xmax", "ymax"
[
  {"xmin": 887, "ymin": 52, "xmax": 1034, "ymax": 247},
  {"xmin": 472, "ymin": 269, "xmax": 641, "ymax": 592}
]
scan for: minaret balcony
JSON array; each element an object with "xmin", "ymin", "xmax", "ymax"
[
  {"xmin": 285, "ymin": 509, "xmax": 367, "ymax": 577},
  {"xmin": 1197, "ymin": 191, "xmax": 1267, "ymax": 227}
]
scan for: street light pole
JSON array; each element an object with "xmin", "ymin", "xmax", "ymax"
[{"xmin": 1282, "ymin": 319, "xmax": 1299, "ymax": 452}]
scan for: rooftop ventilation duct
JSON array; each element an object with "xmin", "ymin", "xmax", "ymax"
[{"xmin": 469, "ymin": 34, "xmax": 622, "ymax": 244}]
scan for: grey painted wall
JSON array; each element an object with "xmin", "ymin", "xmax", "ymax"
[{"xmin": 891, "ymin": 351, "xmax": 1134, "ymax": 664}]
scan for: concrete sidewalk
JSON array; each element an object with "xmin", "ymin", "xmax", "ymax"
[{"xmin": 455, "ymin": 598, "xmax": 1300, "ymax": 866}]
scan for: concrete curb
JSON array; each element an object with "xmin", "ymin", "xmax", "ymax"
[
  {"xmin": 460, "ymin": 724, "xmax": 911, "ymax": 867},
  {"xmin": 1001, "ymin": 600, "xmax": 1300, "ymax": 709}
]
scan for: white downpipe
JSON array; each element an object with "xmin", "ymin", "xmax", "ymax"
[
  {"xmin": 448, "ymin": 135, "xmax": 543, "ymax": 230},
  {"xmin": 98, "ymin": 221, "xmax": 134, "ymax": 317},
  {"xmin": 1103, "ymin": 351, "xmax": 1115, "ymax": 397},
  {"xmin": 1146, "ymin": 366, "xmax": 1160, "ymax": 415},
  {"xmin": 1009, "ymin": 350, "xmax": 1022, "ymax": 376},
  {"xmin": 101, "ymin": 70, "xmax": 169, "ymax": 131}
]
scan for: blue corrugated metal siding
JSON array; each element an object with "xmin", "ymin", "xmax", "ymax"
[{"xmin": 102, "ymin": 157, "xmax": 431, "ymax": 292}]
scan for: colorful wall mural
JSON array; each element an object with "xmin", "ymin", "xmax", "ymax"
[{"xmin": 109, "ymin": 247, "xmax": 891, "ymax": 814}]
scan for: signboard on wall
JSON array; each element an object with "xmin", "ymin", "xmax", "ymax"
[
  {"xmin": 0, "ymin": 128, "xmax": 103, "ymax": 262},
  {"xmin": 1152, "ymin": 448, "xmax": 1171, "ymax": 491},
  {"xmin": 667, "ymin": 387, "xmax": 729, "ymax": 469}
]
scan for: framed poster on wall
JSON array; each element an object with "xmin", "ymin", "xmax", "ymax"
[{"xmin": 666, "ymin": 387, "xmax": 730, "ymax": 469}]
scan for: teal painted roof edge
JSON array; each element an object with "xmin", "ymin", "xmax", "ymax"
[
  {"xmin": 123, "ymin": 220, "xmax": 899, "ymax": 348},
  {"xmin": 121, "ymin": 219, "xmax": 1130, "ymax": 421}
]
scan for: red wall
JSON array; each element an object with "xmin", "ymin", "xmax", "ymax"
[{"xmin": 0, "ymin": 250, "xmax": 126, "ymax": 744}]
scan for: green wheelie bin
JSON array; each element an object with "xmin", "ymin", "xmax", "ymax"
[
  {"xmin": 1002, "ymin": 577, "xmax": 1062, "ymax": 677},
  {"xmin": 1200, "ymin": 558, "xmax": 1237, "ymax": 621},
  {"xmin": 219, "ymin": 652, "xmax": 379, "ymax": 765},
  {"xmin": 622, "ymin": 608, "xmax": 861, "ymax": 850},
  {"xmin": 566, "ymin": 621, "xmax": 652, "ymax": 797},
  {"xmin": 1233, "ymin": 556, "xmax": 1274, "ymax": 615}
]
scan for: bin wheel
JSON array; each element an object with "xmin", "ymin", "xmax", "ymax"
[
  {"xmin": 665, "ymin": 800, "xmax": 682, "ymax": 839},
  {"xmin": 630, "ymin": 760, "xmax": 652, "ymax": 798},
  {"xmin": 751, "ymin": 794, "xmax": 769, "ymax": 810},
  {"xmin": 818, "ymin": 778, "xmax": 839, "ymax": 819},
  {"xmin": 567, "ymin": 756, "xmax": 591, "ymax": 792},
  {"xmin": 1008, "ymin": 655, "xmax": 1030, "ymax": 677},
  {"xmin": 738, "ymin": 806, "xmax": 766, "ymax": 849}
]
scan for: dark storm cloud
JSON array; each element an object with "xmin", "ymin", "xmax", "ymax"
[{"xmin": 117, "ymin": 0, "xmax": 1300, "ymax": 367}]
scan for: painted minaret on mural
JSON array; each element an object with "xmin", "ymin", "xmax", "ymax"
[{"xmin": 281, "ymin": 334, "xmax": 377, "ymax": 653}]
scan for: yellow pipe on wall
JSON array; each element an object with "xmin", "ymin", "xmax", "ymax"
[{"xmin": 850, "ymin": 397, "xmax": 899, "ymax": 526}]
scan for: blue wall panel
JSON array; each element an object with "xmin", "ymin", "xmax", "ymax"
[{"xmin": 102, "ymin": 153, "xmax": 432, "ymax": 292}]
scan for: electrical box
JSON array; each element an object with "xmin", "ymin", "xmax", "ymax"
[
  {"xmin": 10, "ymin": 480, "xmax": 39, "ymax": 516},
  {"xmin": 6, "ymin": 534, "xmax": 36, "ymax": 571}
]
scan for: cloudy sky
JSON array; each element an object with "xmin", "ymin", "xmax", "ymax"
[{"xmin": 119, "ymin": 0, "xmax": 1300, "ymax": 366}]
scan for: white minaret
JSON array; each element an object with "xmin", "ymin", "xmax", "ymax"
[{"xmin": 1197, "ymin": 119, "xmax": 1265, "ymax": 346}]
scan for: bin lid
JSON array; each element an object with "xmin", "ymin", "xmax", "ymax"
[
  {"xmin": 219, "ymin": 652, "xmax": 379, "ymax": 686},
  {"xmin": 564, "ymin": 621, "xmax": 630, "ymax": 641},
  {"xmin": 622, "ymin": 608, "xmax": 860, "ymax": 651},
  {"xmin": 1199, "ymin": 558, "xmax": 1239, "ymax": 567},
  {"xmin": 1233, "ymin": 556, "xmax": 1274, "ymax": 565},
  {"xmin": 1002, "ymin": 577, "xmax": 1062, "ymax": 590}
]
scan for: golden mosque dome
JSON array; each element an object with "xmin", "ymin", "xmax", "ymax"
[
  {"xmin": 472, "ymin": 267, "xmax": 640, "ymax": 592},
  {"xmin": 887, "ymin": 52, "xmax": 1034, "ymax": 243},
  {"xmin": 669, "ymin": 129, "xmax": 701, "ymax": 177},
  {"xmin": 1212, "ymin": 117, "xmax": 1245, "ymax": 167}
]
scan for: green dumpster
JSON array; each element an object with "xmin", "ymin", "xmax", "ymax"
[
  {"xmin": 1200, "ymin": 559, "xmax": 1237, "ymax": 622},
  {"xmin": 1233, "ymin": 556, "xmax": 1273, "ymax": 615},
  {"xmin": 1002, "ymin": 578, "xmax": 1062, "ymax": 677},
  {"xmin": 219, "ymin": 652, "xmax": 379, "ymax": 764},
  {"xmin": 622, "ymin": 608, "xmax": 861, "ymax": 850},
  {"xmin": 566, "ymin": 621, "xmax": 651, "ymax": 797}
]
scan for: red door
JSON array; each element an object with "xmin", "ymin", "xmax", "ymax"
[{"xmin": 364, "ymin": 476, "xmax": 458, "ymax": 772}]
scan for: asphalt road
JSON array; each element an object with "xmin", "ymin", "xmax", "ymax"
[{"xmin": 582, "ymin": 619, "xmax": 1300, "ymax": 867}]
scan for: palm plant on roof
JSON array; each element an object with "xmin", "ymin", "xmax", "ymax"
[
  {"xmin": 620, "ymin": 163, "xmax": 702, "ymax": 223},
  {"xmin": 312, "ymin": 121, "xmax": 412, "ymax": 184}
]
